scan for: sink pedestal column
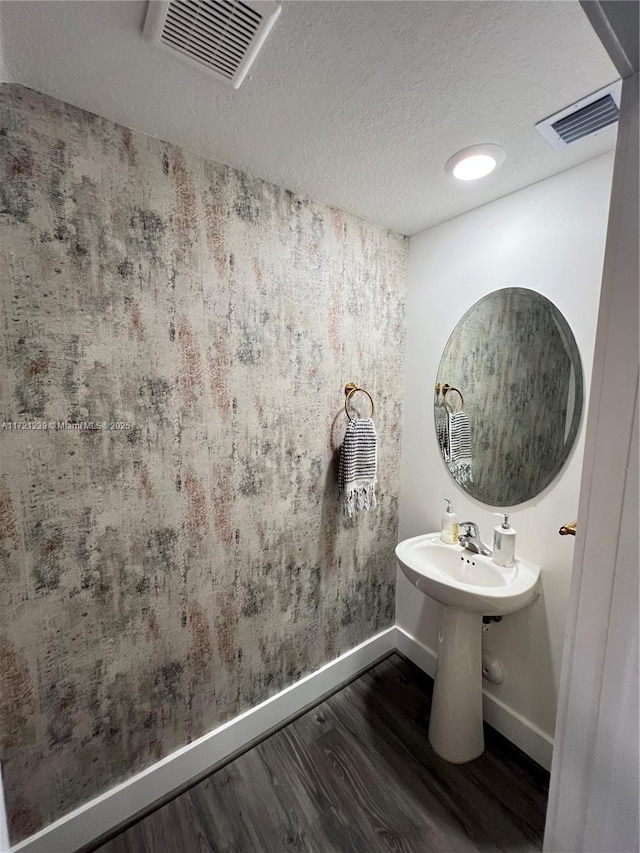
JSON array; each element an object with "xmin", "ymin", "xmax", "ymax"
[{"xmin": 428, "ymin": 606, "xmax": 484, "ymax": 763}]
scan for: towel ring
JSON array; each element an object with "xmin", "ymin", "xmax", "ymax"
[
  {"xmin": 443, "ymin": 385, "xmax": 464, "ymax": 413},
  {"xmin": 344, "ymin": 382, "xmax": 375, "ymax": 421}
]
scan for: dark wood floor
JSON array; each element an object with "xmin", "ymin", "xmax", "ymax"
[{"xmin": 92, "ymin": 654, "xmax": 549, "ymax": 853}]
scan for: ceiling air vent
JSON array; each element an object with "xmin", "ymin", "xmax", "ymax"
[
  {"xmin": 535, "ymin": 81, "xmax": 621, "ymax": 150},
  {"xmin": 144, "ymin": 0, "xmax": 281, "ymax": 89}
]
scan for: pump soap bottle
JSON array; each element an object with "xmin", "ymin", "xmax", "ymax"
[
  {"xmin": 493, "ymin": 513, "xmax": 516, "ymax": 568},
  {"xmin": 440, "ymin": 499, "xmax": 459, "ymax": 545}
]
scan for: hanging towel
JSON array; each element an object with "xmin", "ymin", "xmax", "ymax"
[
  {"xmin": 338, "ymin": 417, "xmax": 378, "ymax": 517},
  {"xmin": 447, "ymin": 410, "xmax": 473, "ymax": 485},
  {"xmin": 435, "ymin": 402, "xmax": 449, "ymax": 461}
]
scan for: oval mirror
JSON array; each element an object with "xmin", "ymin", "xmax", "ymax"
[{"xmin": 434, "ymin": 288, "xmax": 583, "ymax": 507}]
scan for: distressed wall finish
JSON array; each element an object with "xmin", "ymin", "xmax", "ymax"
[{"xmin": 0, "ymin": 84, "xmax": 407, "ymax": 842}]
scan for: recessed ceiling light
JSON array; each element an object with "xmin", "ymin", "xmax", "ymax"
[{"xmin": 445, "ymin": 144, "xmax": 506, "ymax": 181}]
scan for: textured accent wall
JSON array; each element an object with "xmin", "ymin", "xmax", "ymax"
[{"xmin": 0, "ymin": 84, "xmax": 407, "ymax": 843}]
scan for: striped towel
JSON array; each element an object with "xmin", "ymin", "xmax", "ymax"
[
  {"xmin": 338, "ymin": 417, "xmax": 378, "ymax": 517},
  {"xmin": 435, "ymin": 403, "xmax": 449, "ymax": 461},
  {"xmin": 447, "ymin": 411, "xmax": 473, "ymax": 485}
]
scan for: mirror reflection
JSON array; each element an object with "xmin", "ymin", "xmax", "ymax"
[{"xmin": 435, "ymin": 288, "xmax": 583, "ymax": 507}]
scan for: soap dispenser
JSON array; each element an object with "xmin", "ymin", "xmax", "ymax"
[
  {"xmin": 493, "ymin": 513, "xmax": 516, "ymax": 568},
  {"xmin": 440, "ymin": 499, "xmax": 459, "ymax": 545}
]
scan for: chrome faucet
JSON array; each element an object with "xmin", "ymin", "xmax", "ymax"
[{"xmin": 458, "ymin": 522, "xmax": 492, "ymax": 557}]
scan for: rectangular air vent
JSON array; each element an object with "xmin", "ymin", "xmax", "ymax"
[
  {"xmin": 535, "ymin": 81, "xmax": 621, "ymax": 150},
  {"xmin": 144, "ymin": 0, "xmax": 281, "ymax": 89}
]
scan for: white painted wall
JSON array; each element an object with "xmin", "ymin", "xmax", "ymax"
[{"xmin": 397, "ymin": 153, "xmax": 615, "ymax": 754}]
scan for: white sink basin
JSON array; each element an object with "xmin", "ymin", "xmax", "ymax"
[
  {"xmin": 395, "ymin": 532, "xmax": 540, "ymax": 764},
  {"xmin": 395, "ymin": 532, "xmax": 540, "ymax": 615}
]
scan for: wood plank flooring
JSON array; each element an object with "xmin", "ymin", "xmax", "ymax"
[{"xmin": 91, "ymin": 655, "xmax": 549, "ymax": 853}]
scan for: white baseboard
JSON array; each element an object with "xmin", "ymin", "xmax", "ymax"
[
  {"xmin": 11, "ymin": 624, "xmax": 553, "ymax": 853},
  {"xmin": 0, "ymin": 769, "xmax": 9, "ymax": 853},
  {"xmin": 394, "ymin": 626, "xmax": 554, "ymax": 771},
  {"xmin": 394, "ymin": 625, "xmax": 439, "ymax": 678},
  {"xmin": 11, "ymin": 627, "xmax": 396, "ymax": 853}
]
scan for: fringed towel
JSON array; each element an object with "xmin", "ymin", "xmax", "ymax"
[
  {"xmin": 435, "ymin": 403, "xmax": 449, "ymax": 461},
  {"xmin": 447, "ymin": 410, "xmax": 473, "ymax": 485},
  {"xmin": 339, "ymin": 417, "xmax": 378, "ymax": 517}
]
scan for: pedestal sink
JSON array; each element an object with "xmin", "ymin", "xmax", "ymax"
[{"xmin": 395, "ymin": 533, "xmax": 540, "ymax": 763}]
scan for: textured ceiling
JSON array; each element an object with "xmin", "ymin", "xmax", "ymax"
[{"xmin": 0, "ymin": 0, "xmax": 618, "ymax": 235}]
